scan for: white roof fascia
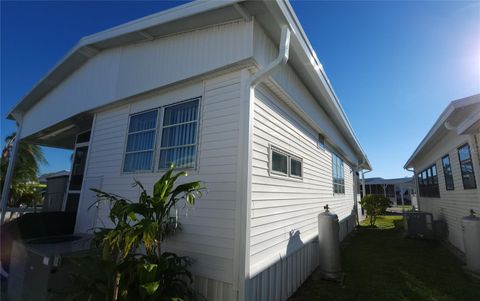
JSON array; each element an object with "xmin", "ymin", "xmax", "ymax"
[
  {"xmin": 276, "ymin": 0, "xmax": 371, "ymax": 170},
  {"xmin": 7, "ymin": 0, "xmax": 242, "ymax": 119},
  {"xmin": 7, "ymin": 0, "xmax": 371, "ymax": 169},
  {"xmin": 457, "ymin": 109, "xmax": 480, "ymax": 135},
  {"xmin": 404, "ymin": 104, "xmax": 455, "ymax": 169},
  {"xmin": 404, "ymin": 94, "xmax": 480, "ymax": 169}
]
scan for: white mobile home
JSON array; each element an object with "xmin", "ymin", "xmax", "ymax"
[
  {"xmin": 2, "ymin": 1, "xmax": 371, "ymax": 300},
  {"xmin": 404, "ymin": 94, "xmax": 480, "ymax": 252}
]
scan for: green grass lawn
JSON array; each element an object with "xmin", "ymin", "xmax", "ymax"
[{"xmin": 289, "ymin": 215, "xmax": 480, "ymax": 301}]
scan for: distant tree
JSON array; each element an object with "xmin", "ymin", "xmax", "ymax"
[
  {"xmin": 360, "ymin": 194, "xmax": 390, "ymax": 226},
  {"xmin": 1, "ymin": 132, "xmax": 47, "ymax": 207}
]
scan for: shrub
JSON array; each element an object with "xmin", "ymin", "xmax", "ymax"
[
  {"xmin": 359, "ymin": 194, "xmax": 390, "ymax": 226},
  {"xmin": 61, "ymin": 167, "xmax": 204, "ymax": 301}
]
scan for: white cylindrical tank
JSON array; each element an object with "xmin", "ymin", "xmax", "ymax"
[
  {"xmin": 318, "ymin": 205, "xmax": 341, "ymax": 279},
  {"xmin": 462, "ymin": 210, "xmax": 480, "ymax": 273}
]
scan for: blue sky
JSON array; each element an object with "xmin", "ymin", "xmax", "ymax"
[{"xmin": 1, "ymin": 1, "xmax": 479, "ymax": 178}]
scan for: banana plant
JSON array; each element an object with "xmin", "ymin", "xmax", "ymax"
[{"xmin": 71, "ymin": 166, "xmax": 206, "ymax": 301}]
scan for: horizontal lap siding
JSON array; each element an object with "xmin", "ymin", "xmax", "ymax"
[
  {"xmin": 415, "ymin": 132, "xmax": 480, "ymax": 252},
  {"xmin": 21, "ymin": 20, "xmax": 253, "ymax": 139},
  {"xmin": 250, "ymin": 86, "xmax": 355, "ymax": 283},
  {"xmin": 84, "ymin": 71, "xmax": 242, "ymax": 295}
]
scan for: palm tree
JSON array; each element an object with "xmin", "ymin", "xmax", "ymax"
[{"xmin": 1, "ymin": 132, "xmax": 47, "ymax": 206}]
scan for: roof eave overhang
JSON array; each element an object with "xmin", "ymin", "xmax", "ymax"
[
  {"xmin": 404, "ymin": 94, "xmax": 480, "ymax": 170},
  {"xmin": 7, "ymin": 0, "xmax": 371, "ymax": 170},
  {"xmin": 271, "ymin": 0, "xmax": 371, "ymax": 170},
  {"xmin": 7, "ymin": 0, "xmax": 242, "ymax": 120}
]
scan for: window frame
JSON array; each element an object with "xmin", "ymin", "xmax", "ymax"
[
  {"xmin": 121, "ymin": 97, "xmax": 202, "ymax": 174},
  {"xmin": 441, "ymin": 154, "xmax": 454, "ymax": 190},
  {"xmin": 317, "ymin": 133, "xmax": 326, "ymax": 150},
  {"xmin": 457, "ymin": 143, "xmax": 477, "ymax": 190},
  {"xmin": 332, "ymin": 153, "xmax": 345, "ymax": 194},
  {"xmin": 157, "ymin": 98, "xmax": 201, "ymax": 171},
  {"xmin": 122, "ymin": 109, "xmax": 160, "ymax": 173},
  {"xmin": 417, "ymin": 163, "xmax": 440, "ymax": 198},
  {"xmin": 269, "ymin": 146, "xmax": 303, "ymax": 180}
]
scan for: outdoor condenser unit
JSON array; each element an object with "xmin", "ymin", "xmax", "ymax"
[
  {"xmin": 7, "ymin": 234, "xmax": 93, "ymax": 301},
  {"xmin": 317, "ymin": 205, "xmax": 342, "ymax": 280},
  {"xmin": 405, "ymin": 211, "xmax": 434, "ymax": 239}
]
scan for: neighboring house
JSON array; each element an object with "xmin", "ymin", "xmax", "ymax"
[
  {"xmin": 38, "ymin": 170, "xmax": 70, "ymax": 185},
  {"xmin": 360, "ymin": 177, "xmax": 416, "ymax": 206},
  {"xmin": 1, "ymin": 1, "xmax": 371, "ymax": 300},
  {"xmin": 404, "ymin": 94, "xmax": 480, "ymax": 253},
  {"xmin": 39, "ymin": 171, "xmax": 70, "ymax": 212}
]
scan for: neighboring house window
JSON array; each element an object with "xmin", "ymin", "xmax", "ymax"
[
  {"xmin": 159, "ymin": 99, "xmax": 200, "ymax": 169},
  {"xmin": 270, "ymin": 147, "xmax": 303, "ymax": 178},
  {"xmin": 123, "ymin": 110, "xmax": 158, "ymax": 172},
  {"xmin": 457, "ymin": 143, "xmax": 477, "ymax": 189},
  {"xmin": 332, "ymin": 153, "xmax": 345, "ymax": 194},
  {"xmin": 417, "ymin": 164, "xmax": 440, "ymax": 197},
  {"xmin": 441, "ymin": 155, "xmax": 454, "ymax": 190}
]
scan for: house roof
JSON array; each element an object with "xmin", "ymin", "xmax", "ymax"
[
  {"xmin": 404, "ymin": 94, "xmax": 480, "ymax": 169},
  {"xmin": 38, "ymin": 170, "xmax": 70, "ymax": 183},
  {"xmin": 364, "ymin": 177, "xmax": 413, "ymax": 185},
  {"xmin": 7, "ymin": 0, "xmax": 371, "ymax": 170}
]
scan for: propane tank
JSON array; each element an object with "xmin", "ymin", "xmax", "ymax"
[
  {"xmin": 462, "ymin": 209, "xmax": 480, "ymax": 274},
  {"xmin": 318, "ymin": 204, "xmax": 342, "ymax": 279}
]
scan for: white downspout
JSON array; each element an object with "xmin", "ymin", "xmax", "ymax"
[
  {"xmin": 237, "ymin": 24, "xmax": 290, "ymax": 301},
  {"xmin": 1, "ymin": 113, "xmax": 24, "ymax": 224}
]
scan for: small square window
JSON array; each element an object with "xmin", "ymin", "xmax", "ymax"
[
  {"xmin": 272, "ymin": 150, "xmax": 288, "ymax": 175},
  {"xmin": 317, "ymin": 134, "xmax": 325, "ymax": 149},
  {"xmin": 290, "ymin": 158, "xmax": 302, "ymax": 178}
]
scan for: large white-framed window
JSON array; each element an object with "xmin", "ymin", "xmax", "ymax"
[
  {"xmin": 123, "ymin": 110, "xmax": 158, "ymax": 172},
  {"xmin": 270, "ymin": 146, "xmax": 303, "ymax": 179},
  {"xmin": 332, "ymin": 153, "xmax": 345, "ymax": 194},
  {"xmin": 158, "ymin": 98, "xmax": 200, "ymax": 169}
]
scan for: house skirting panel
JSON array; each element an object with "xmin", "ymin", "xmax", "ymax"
[
  {"xmin": 195, "ymin": 275, "xmax": 235, "ymax": 301},
  {"xmin": 247, "ymin": 213, "xmax": 356, "ymax": 301}
]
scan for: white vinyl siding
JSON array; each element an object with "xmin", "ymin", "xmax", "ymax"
[
  {"xmin": 250, "ymin": 84, "xmax": 356, "ymax": 276},
  {"xmin": 20, "ymin": 20, "xmax": 254, "ymax": 140},
  {"xmin": 415, "ymin": 131, "xmax": 480, "ymax": 252},
  {"xmin": 83, "ymin": 70, "xmax": 243, "ymax": 291}
]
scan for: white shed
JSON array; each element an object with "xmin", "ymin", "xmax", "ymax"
[
  {"xmin": 404, "ymin": 94, "xmax": 480, "ymax": 252},
  {"xmin": 2, "ymin": 1, "xmax": 371, "ymax": 300}
]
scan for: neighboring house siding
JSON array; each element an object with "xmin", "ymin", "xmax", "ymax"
[
  {"xmin": 21, "ymin": 20, "xmax": 254, "ymax": 139},
  {"xmin": 81, "ymin": 71, "xmax": 243, "ymax": 299},
  {"xmin": 415, "ymin": 131, "xmax": 480, "ymax": 252},
  {"xmin": 250, "ymin": 85, "xmax": 356, "ymax": 278}
]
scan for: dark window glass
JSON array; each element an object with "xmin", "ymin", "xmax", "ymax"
[
  {"xmin": 290, "ymin": 158, "xmax": 302, "ymax": 177},
  {"xmin": 417, "ymin": 164, "xmax": 440, "ymax": 198},
  {"xmin": 272, "ymin": 151, "xmax": 288, "ymax": 174},
  {"xmin": 159, "ymin": 99, "xmax": 199, "ymax": 169},
  {"xmin": 458, "ymin": 144, "xmax": 477, "ymax": 189},
  {"xmin": 332, "ymin": 154, "xmax": 345, "ymax": 194},
  {"xmin": 69, "ymin": 146, "xmax": 88, "ymax": 191},
  {"xmin": 124, "ymin": 110, "xmax": 158, "ymax": 172},
  {"xmin": 76, "ymin": 131, "xmax": 91, "ymax": 144},
  {"xmin": 442, "ymin": 155, "xmax": 454, "ymax": 190}
]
